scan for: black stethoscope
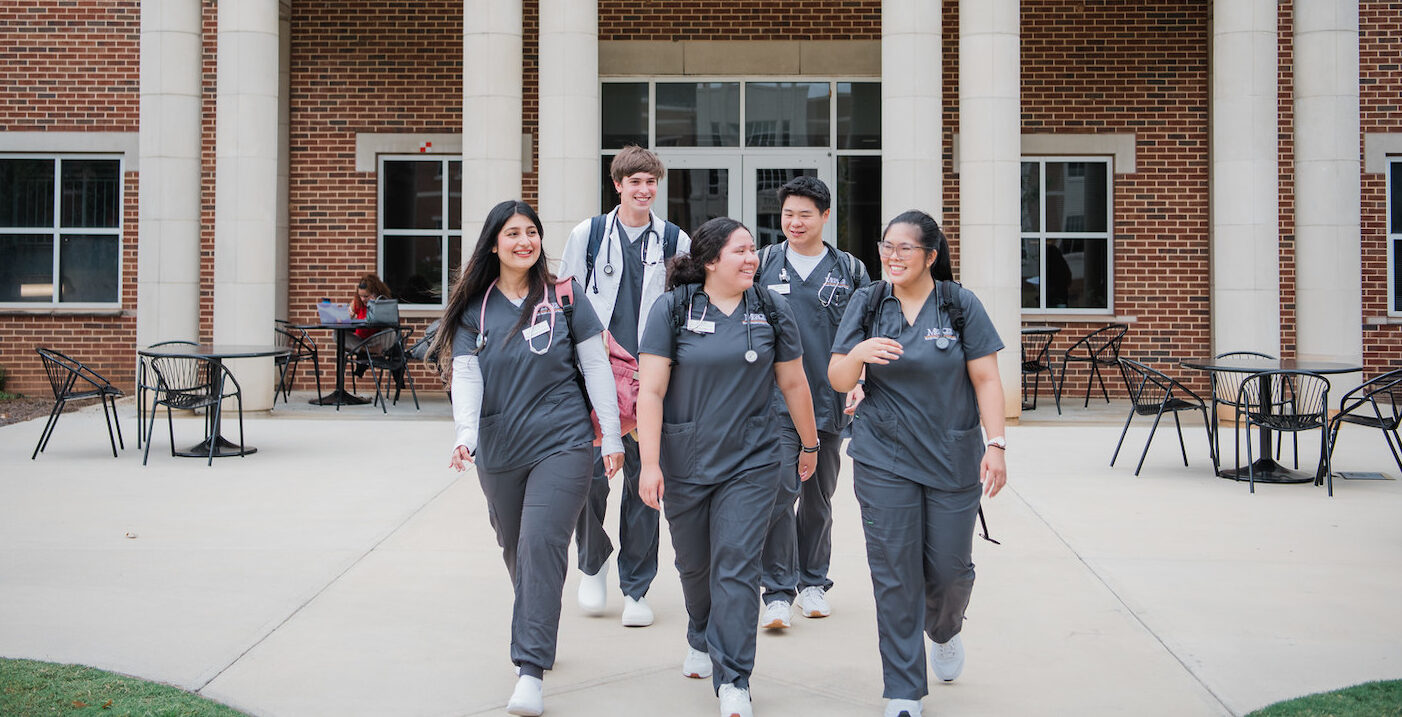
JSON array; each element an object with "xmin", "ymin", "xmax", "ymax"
[
  {"xmin": 685, "ymin": 289, "xmax": 759, "ymax": 363},
  {"xmin": 599, "ymin": 214, "xmax": 662, "ymax": 279},
  {"xmin": 874, "ymin": 282, "xmax": 957, "ymax": 350},
  {"xmin": 775, "ymin": 249, "xmax": 843, "ymax": 307}
]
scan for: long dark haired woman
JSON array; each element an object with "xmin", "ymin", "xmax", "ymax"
[
  {"xmin": 635, "ymin": 216, "xmax": 819, "ymax": 717},
  {"xmin": 431, "ymin": 199, "xmax": 624, "ymax": 716},
  {"xmin": 828, "ymin": 210, "xmax": 1007, "ymax": 717}
]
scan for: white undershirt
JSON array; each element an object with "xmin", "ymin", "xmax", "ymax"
[{"xmin": 785, "ymin": 246, "xmax": 826, "ymax": 281}]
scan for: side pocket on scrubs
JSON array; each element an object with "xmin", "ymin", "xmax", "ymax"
[
  {"xmin": 936, "ymin": 424, "xmax": 985, "ymax": 490},
  {"xmin": 660, "ymin": 421, "xmax": 696, "ymax": 480}
]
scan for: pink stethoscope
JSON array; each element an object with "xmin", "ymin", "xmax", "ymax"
[{"xmin": 477, "ymin": 279, "xmax": 555, "ymax": 356}]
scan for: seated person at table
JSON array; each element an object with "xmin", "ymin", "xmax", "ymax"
[{"xmin": 348, "ymin": 273, "xmax": 395, "ymax": 373}]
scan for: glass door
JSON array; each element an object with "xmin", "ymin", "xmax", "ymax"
[
  {"xmin": 742, "ymin": 154, "xmax": 832, "ymax": 248},
  {"xmin": 656, "ymin": 154, "xmax": 741, "ymax": 234}
]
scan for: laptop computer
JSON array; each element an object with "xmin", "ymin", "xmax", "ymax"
[{"xmin": 316, "ymin": 302, "xmax": 356, "ymax": 324}]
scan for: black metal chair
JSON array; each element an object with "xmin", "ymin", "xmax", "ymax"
[
  {"xmin": 1207, "ymin": 351, "xmax": 1295, "ymax": 473},
  {"xmin": 143, "ymin": 355, "xmax": 244, "ymax": 467},
  {"xmin": 350, "ymin": 327, "xmax": 419, "ymax": 414},
  {"xmin": 1111, "ymin": 358, "xmax": 1214, "ymax": 476},
  {"xmin": 1324, "ymin": 368, "xmax": 1402, "ymax": 496},
  {"xmin": 32, "ymin": 348, "xmax": 125, "ymax": 460},
  {"xmin": 137, "ymin": 340, "xmax": 198, "ymax": 449},
  {"xmin": 1057, "ymin": 324, "xmax": 1128, "ymax": 409},
  {"xmin": 1021, "ymin": 330, "xmax": 1061, "ymax": 412},
  {"xmin": 1236, "ymin": 370, "xmax": 1330, "ymax": 494},
  {"xmin": 273, "ymin": 320, "xmax": 322, "ymax": 405}
]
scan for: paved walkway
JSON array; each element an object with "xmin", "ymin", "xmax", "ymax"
[{"xmin": 2, "ymin": 394, "xmax": 1399, "ymax": 716}]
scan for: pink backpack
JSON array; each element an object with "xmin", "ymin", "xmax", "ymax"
[{"xmin": 555, "ymin": 279, "xmax": 639, "ymax": 445}]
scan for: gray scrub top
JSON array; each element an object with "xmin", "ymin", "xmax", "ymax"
[
  {"xmin": 607, "ymin": 222, "xmax": 646, "ymax": 357},
  {"xmin": 756, "ymin": 245, "xmax": 869, "ymax": 434},
  {"xmin": 831, "ymin": 282, "xmax": 1003, "ymax": 489},
  {"xmin": 639, "ymin": 285, "xmax": 804, "ymax": 485},
  {"xmin": 452, "ymin": 278, "xmax": 605, "ymax": 473}
]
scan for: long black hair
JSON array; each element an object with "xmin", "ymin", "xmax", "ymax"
[
  {"xmin": 429, "ymin": 200, "xmax": 554, "ymax": 381},
  {"xmin": 666, "ymin": 216, "xmax": 750, "ymax": 289},
  {"xmin": 884, "ymin": 210, "xmax": 953, "ymax": 282}
]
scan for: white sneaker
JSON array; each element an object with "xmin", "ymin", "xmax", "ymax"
[
  {"xmin": 795, "ymin": 586, "xmax": 831, "ymax": 618},
  {"xmin": 884, "ymin": 698, "xmax": 923, "ymax": 717},
  {"xmin": 930, "ymin": 633, "xmax": 965, "ymax": 682},
  {"xmin": 577, "ymin": 564, "xmax": 609, "ymax": 616},
  {"xmin": 505, "ymin": 675, "xmax": 543, "ymax": 716},
  {"xmin": 717, "ymin": 683, "xmax": 752, "ymax": 717},
  {"xmin": 760, "ymin": 600, "xmax": 791, "ymax": 630},
  {"xmin": 621, "ymin": 596, "xmax": 654, "ymax": 627},
  {"xmin": 682, "ymin": 646, "xmax": 712, "ymax": 679}
]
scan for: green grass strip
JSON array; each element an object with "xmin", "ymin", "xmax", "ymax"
[
  {"xmin": 1248, "ymin": 679, "xmax": 1402, "ymax": 717},
  {"xmin": 0, "ymin": 658, "xmax": 247, "ymax": 717}
]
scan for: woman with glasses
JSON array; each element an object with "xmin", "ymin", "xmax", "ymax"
[
  {"xmin": 430, "ymin": 199, "xmax": 625, "ymax": 717},
  {"xmin": 828, "ymin": 210, "xmax": 1008, "ymax": 717}
]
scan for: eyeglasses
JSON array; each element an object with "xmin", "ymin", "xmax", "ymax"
[{"xmin": 876, "ymin": 240, "xmax": 926, "ymax": 259}]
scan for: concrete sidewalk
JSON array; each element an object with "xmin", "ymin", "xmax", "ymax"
[{"xmin": 2, "ymin": 395, "xmax": 1399, "ymax": 716}]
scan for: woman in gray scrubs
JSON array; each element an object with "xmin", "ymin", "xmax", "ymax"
[
  {"xmin": 828, "ymin": 210, "xmax": 1008, "ymax": 717},
  {"xmin": 636, "ymin": 217, "xmax": 820, "ymax": 717},
  {"xmin": 431, "ymin": 200, "xmax": 625, "ymax": 717}
]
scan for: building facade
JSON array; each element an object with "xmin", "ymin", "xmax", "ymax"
[{"xmin": 1, "ymin": 0, "xmax": 1399, "ymax": 416}]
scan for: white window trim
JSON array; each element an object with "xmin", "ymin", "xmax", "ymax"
[
  {"xmin": 0, "ymin": 153, "xmax": 124, "ymax": 310},
  {"xmin": 377, "ymin": 154, "xmax": 462, "ymax": 311},
  {"xmin": 1388, "ymin": 156, "xmax": 1401, "ymax": 318},
  {"xmin": 1020, "ymin": 155, "xmax": 1115, "ymax": 316}
]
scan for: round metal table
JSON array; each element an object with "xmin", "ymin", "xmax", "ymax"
[{"xmin": 138, "ymin": 344, "xmax": 291, "ymax": 458}]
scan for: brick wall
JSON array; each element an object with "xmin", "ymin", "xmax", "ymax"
[
  {"xmin": 1360, "ymin": 0, "xmax": 1402, "ymax": 376},
  {"xmin": 1279, "ymin": 0, "xmax": 1297, "ymax": 363},
  {"xmin": 598, "ymin": 0, "xmax": 881, "ymax": 40},
  {"xmin": 0, "ymin": 0, "xmax": 139, "ymax": 395}
]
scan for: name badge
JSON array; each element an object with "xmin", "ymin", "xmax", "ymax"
[
  {"xmin": 767, "ymin": 283, "xmax": 791, "ymax": 295},
  {"xmin": 686, "ymin": 319, "xmax": 716, "ymax": 334},
  {"xmin": 522, "ymin": 322, "xmax": 550, "ymax": 340}
]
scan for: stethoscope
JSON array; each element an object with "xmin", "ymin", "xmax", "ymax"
[
  {"xmin": 873, "ymin": 282, "xmax": 957, "ymax": 350},
  {"xmin": 475, "ymin": 279, "xmax": 556, "ymax": 356},
  {"xmin": 685, "ymin": 289, "xmax": 759, "ymax": 363},
  {"xmin": 598, "ymin": 214, "xmax": 662, "ymax": 280},
  {"xmin": 775, "ymin": 252, "xmax": 843, "ymax": 307}
]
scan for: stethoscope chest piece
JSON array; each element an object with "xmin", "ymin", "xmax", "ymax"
[
  {"xmin": 935, "ymin": 336, "xmax": 950, "ymax": 350},
  {"xmin": 476, "ymin": 333, "xmax": 486, "ymax": 350},
  {"xmin": 744, "ymin": 349, "xmax": 758, "ymax": 364},
  {"xmin": 602, "ymin": 263, "xmax": 615, "ymax": 276}
]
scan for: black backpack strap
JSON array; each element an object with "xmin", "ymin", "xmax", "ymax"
[
  {"xmin": 750, "ymin": 285, "xmax": 785, "ymax": 347},
  {"xmin": 939, "ymin": 280, "xmax": 967, "ymax": 333},
  {"xmin": 860, "ymin": 280, "xmax": 889, "ymax": 338},
  {"xmin": 662, "ymin": 221, "xmax": 680, "ymax": 260},
  {"xmin": 584, "ymin": 214, "xmax": 608, "ymax": 291},
  {"xmin": 757, "ymin": 242, "xmax": 785, "ymax": 278}
]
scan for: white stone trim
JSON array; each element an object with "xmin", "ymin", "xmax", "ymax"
[
  {"xmin": 355, "ymin": 134, "xmax": 464, "ymax": 172},
  {"xmin": 1364, "ymin": 133, "xmax": 1402, "ymax": 174},
  {"xmin": 952, "ymin": 133, "xmax": 1136, "ymax": 173},
  {"xmin": 0, "ymin": 132, "xmax": 139, "ymax": 170}
]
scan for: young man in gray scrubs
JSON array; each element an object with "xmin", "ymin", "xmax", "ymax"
[
  {"xmin": 756, "ymin": 176, "xmax": 871, "ymax": 629},
  {"xmin": 558, "ymin": 146, "xmax": 691, "ymax": 628}
]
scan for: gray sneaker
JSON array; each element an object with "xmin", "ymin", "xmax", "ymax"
[
  {"xmin": 795, "ymin": 585, "xmax": 831, "ymax": 618},
  {"xmin": 930, "ymin": 634, "xmax": 964, "ymax": 682}
]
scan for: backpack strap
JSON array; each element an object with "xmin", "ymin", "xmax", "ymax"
[
  {"xmin": 860, "ymin": 280, "xmax": 889, "ymax": 339},
  {"xmin": 662, "ymin": 221, "xmax": 680, "ymax": 260},
  {"xmin": 757, "ymin": 242, "xmax": 785, "ymax": 278},
  {"xmin": 938, "ymin": 280, "xmax": 966, "ymax": 333},
  {"xmin": 749, "ymin": 285, "xmax": 784, "ymax": 347},
  {"xmin": 583, "ymin": 214, "xmax": 609, "ymax": 292}
]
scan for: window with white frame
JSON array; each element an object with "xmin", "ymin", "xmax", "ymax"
[
  {"xmin": 378, "ymin": 156, "xmax": 461, "ymax": 307},
  {"xmin": 1389, "ymin": 157, "xmax": 1402, "ymax": 315},
  {"xmin": 1021, "ymin": 157, "xmax": 1112, "ymax": 311},
  {"xmin": 0, "ymin": 155, "xmax": 122, "ymax": 306}
]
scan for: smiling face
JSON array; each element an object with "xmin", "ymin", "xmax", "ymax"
[
  {"xmin": 781, "ymin": 195, "xmax": 830, "ymax": 251},
  {"xmin": 493, "ymin": 213, "xmax": 542, "ymax": 272},
  {"xmin": 880, "ymin": 222, "xmax": 936, "ymax": 288},
  {"xmin": 705, "ymin": 227, "xmax": 759, "ymax": 294},
  {"xmin": 612, "ymin": 171, "xmax": 658, "ymax": 220}
]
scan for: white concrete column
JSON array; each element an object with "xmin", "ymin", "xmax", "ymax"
[
  {"xmin": 275, "ymin": 2, "xmax": 291, "ymax": 320},
  {"xmin": 882, "ymin": 0, "xmax": 942, "ymax": 222},
  {"xmin": 1212, "ymin": 0, "xmax": 1280, "ymax": 357},
  {"xmin": 1293, "ymin": 0, "xmax": 1361, "ymax": 365},
  {"xmin": 137, "ymin": 0, "xmax": 202, "ymax": 347},
  {"xmin": 214, "ymin": 0, "xmax": 281, "ymax": 409},
  {"xmin": 463, "ymin": 0, "xmax": 523, "ymax": 255},
  {"xmin": 959, "ymin": 0, "xmax": 1021, "ymax": 419},
  {"xmin": 538, "ymin": 0, "xmax": 598, "ymax": 258}
]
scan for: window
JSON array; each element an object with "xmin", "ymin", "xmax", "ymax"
[
  {"xmin": 1021, "ymin": 157, "xmax": 1112, "ymax": 311},
  {"xmin": 1390, "ymin": 158, "xmax": 1402, "ymax": 314},
  {"xmin": 0, "ymin": 156, "xmax": 122, "ymax": 306},
  {"xmin": 378, "ymin": 156, "xmax": 461, "ymax": 307}
]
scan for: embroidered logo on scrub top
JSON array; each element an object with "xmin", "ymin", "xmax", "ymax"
[
  {"xmin": 924, "ymin": 327, "xmax": 958, "ymax": 343},
  {"xmin": 742, "ymin": 313, "xmax": 768, "ymax": 326}
]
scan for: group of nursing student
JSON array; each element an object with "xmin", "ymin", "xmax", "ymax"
[{"xmin": 426, "ymin": 145, "xmax": 1009, "ymax": 717}]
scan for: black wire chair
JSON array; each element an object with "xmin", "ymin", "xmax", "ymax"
[
  {"xmin": 143, "ymin": 355, "xmax": 244, "ymax": 467},
  {"xmin": 1324, "ymin": 368, "xmax": 1402, "ymax": 496},
  {"xmin": 137, "ymin": 340, "xmax": 198, "ymax": 449},
  {"xmin": 1208, "ymin": 351, "xmax": 1295, "ymax": 473},
  {"xmin": 350, "ymin": 327, "xmax": 419, "ymax": 414},
  {"xmin": 1057, "ymin": 324, "xmax": 1129, "ymax": 409},
  {"xmin": 273, "ymin": 320, "xmax": 322, "ymax": 405},
  {"xmin": 1236, "ymin": 370, "xmax": 1330, "ymax": 494},
  {"xmin": 1111, "ymin": 358, "xmax": 1214, "ymax": 476},
  {"xmin": 32, "ymin": 348, "xmax": 125, "ymax": 460},
  {"xmin": 1022, "ymin": 330, "xmax": 1061, "ymax": 412}
]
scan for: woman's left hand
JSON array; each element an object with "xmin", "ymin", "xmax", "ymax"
[
  {"xmin": 603, "ymin": 451, "xmax": 624, "ymax": 478},
  {"xmin": 798, "ymin": 451, "xmax": 817, "ymax": 482},
  {"xmin": 980, "ymin": 447, "xmax": 1006, "ymax": 497}
]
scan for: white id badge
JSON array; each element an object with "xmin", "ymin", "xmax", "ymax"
[
  {"xmin": 686, "ymin": 319, "xmax": 716, "ymax": 334},
  {"xmin": 522, "ymin": 322, "xmax": 550, "ymax": 340},
  {"xmin": 767, "ymin": 283, "xmax": 791, "ymax": 295}
]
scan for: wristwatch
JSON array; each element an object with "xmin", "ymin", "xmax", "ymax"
[{"xmin": 985, "ymin": 436, "xmax": 1006, "ymax": 451}]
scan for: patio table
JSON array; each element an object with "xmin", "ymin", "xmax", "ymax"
[
  {"xmin": 137, "ymin": 344, "xmax": 290, "ymax": 457},
  {"xmin": 294, "ymin": 321, "xmax": 397, "ymax": 407}
]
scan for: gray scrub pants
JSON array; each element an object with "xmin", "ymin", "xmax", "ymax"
[
  {"xmin": 478, "ymin": 444, "xmax": 593, "ymax": 673},
  {"xmin": 664, "ymin": 463, "xmax": 779, "ymax": 693},
  {"xmin": 761, "ymin": 428, "xmax": 842, "ymax": 604},
  {"xmin": 574, "ymin": 434, "xmax": 659, "ymax": 599},
  {"xmin": 852, "ymin": 460, "xmax": 980, "ymax": 700}
]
